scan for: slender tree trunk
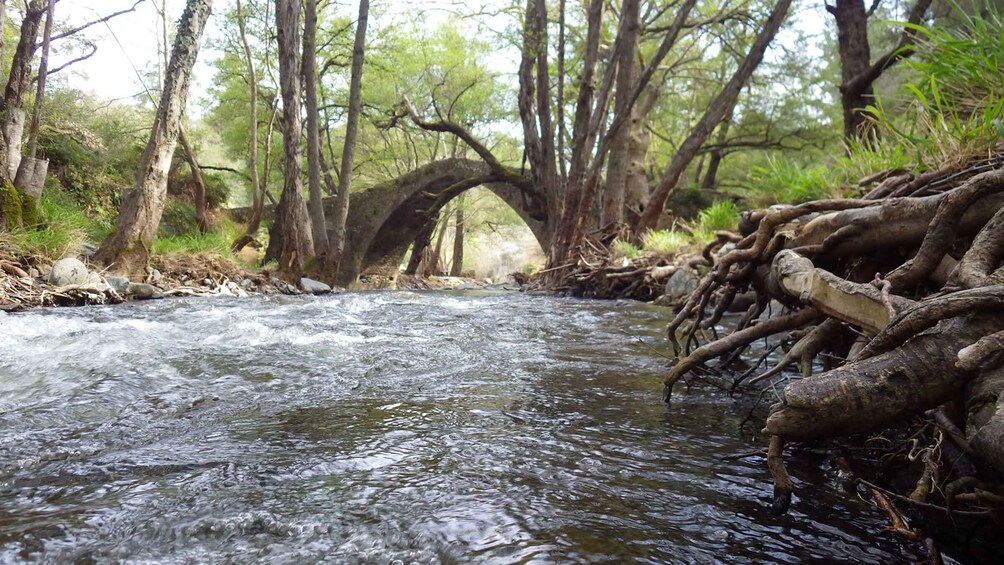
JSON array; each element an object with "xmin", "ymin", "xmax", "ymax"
[
  {"xmin": 556, "ymin": 0, "xmax": 567, "ymax": 184},
  {"xmin": 0, "ymin": 1, "xmax": 6, "ymax": 65},
  {"xmin": 95, "ymin": 0, "xmax": 212, "ymax": 275},
  {"xmin": 634, "ymin": 0, "xmax": 792, "ymax": 234},
  {"xmin": 405, "ymin": 216, "xmax": 436, "ymax": 275},
  {"xmin": 178, "ymin": 127, "xmax": 209, "ymax": 233},
  {"xmin": 230, "ymin": 0, "xmax": 263, "ymax": 252},
  {"xmin": 0, "ymin": 0, "xmax": 46, "ymax": 183},
  {"xmin": 25, "ymin": 0, "xmax": 53, "ymax": 160},
  {"xmin": 831, "ymin": 0, "xmax": 872, "ymax": 142},
  {"xmin": 600, "ymin": 0, "xmax": 640, "ymax": 231},
  {"xmin": 547, "ymin": 0, "xmax": 605, "ymax": 270},
  {"xmin": 701, "ymin": 111, "xmax": 732, "ymax": 190},
  {"xmin": 303, "ymin": 0, "xmax": 328, "ymax": 256},
  {"xmin": 327, "ymin": 0, "xmax": 368, "ymax": 278},
  {"xmin": 265, "ymin": 0, "xmax": 314, "ymax": 276},
  {"xmin": 430, "ymin": 210, "xmax": 449, "ymax": 276},
  {"xmin": 450, "ymin": 199, "xmax": 465, "ymax": 277}
]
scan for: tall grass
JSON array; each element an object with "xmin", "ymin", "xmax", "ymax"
[
  {"xmin": 866, "ymin": 8, "xmax": 1004, "ymax": 166},
  {"xmin": 6, "ymin": 193, "xmax": 113, "ymax": 258}
]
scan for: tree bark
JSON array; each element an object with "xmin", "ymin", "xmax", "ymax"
[
  {"xmin": 24, "ymin": 0, "xmax": 53, "ymax": 160},
  {"xmin": 450, "ymin": 199, "xmax": 465, "ymax": 277},
  {"xmin": 829, "ymin": 0, "xmax": 932, "ymax": 143},
  {"xmin": 230, "ymin": 0, "xmax": 264, "ymax": 252},
  {"xmin": 634, "ymin": 0, "xmax": 792, "ymax": 234},
  {"xmin": 600, "ymin": 0, "xmax": 641, "ymax": 231},
  {"xmin": 0, "ymin": 0, "xmax": 46, "ymax": 183},
  {"xmin": 178, "ymin": 127, "xmax": 209, "ymax": 233},
  {"xmin": 430, "ymin": 210, "xmax": 449, "ymax": 276},
  {"xmin": 405, "ymin": 216, "xmax": 437, "ymax": 275},
  {"xmin": 327, "ymin": 0, "xmax": 369, "ymax": 278},
  {"xmin": 265, "ymin": 0, "xmax": 314, "ymax": 276},
  {"xmin": 303, "ymin": 0, "xmax": 329, "ymax": 256},
  {"xmin": 95, "ymin": 0, "xmax": 212, "ymax": 275}
]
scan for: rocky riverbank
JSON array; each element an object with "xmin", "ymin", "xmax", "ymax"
[{"xmin": 0, "ymin": 245, "xmax": 337, "ymax": 312}]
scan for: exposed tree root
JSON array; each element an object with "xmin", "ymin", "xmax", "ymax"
[{"xmin": 661, "ymin": 154, "xmax": 1004, "ymax": 531}]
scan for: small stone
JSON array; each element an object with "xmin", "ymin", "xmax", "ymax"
[
  {"xmin": 47, "ymin": 258, "xmax": 89, "ymax": 286},
  {"xmin": 202, "ymin": 278, "xmax": 214, "ymax": 287},
  {"xmin": 150, "ymin": 269, "xmax": 163, "ymax": 284},
  {"xmin": 240, "ymin": 278, "xmax": 254, "ymax": 289},
  {"xmin": 86, "ymin": 271, "xmax": 103, "ymax": 285},
  {"xmin": 127, "ymin": 282, "xmax": 163, "ymax": 300},
  {"xmin": 27, "ymin": 267, "xmax": 39, "ymax": 278},
  {"xmin": 105, "ymin": 275, "xmax": 131, "ymax": 294},
  {"xmin": 79, "ymin": 243, "xmax": 99, "ymax": 257},
  {"xmin": 300, "ymin": 277, "xmax": 331, "ymax": 294}
]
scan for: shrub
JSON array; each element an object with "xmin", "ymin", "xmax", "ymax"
[
  {"xmin": 641, "ymin": 230, "xmax": 691, "ymax": 257},
  {"xmin": 611, "ymin": 239, "xmax": 641, "ymax": 259}
]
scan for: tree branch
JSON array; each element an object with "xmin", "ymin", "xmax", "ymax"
[
  {"xmin": 46, "ymin": 0, "xmax": 147, "ymax": 44},
  {"xmin": 843, "ymin": 0, "xmax": 932, "ymax": 97}
]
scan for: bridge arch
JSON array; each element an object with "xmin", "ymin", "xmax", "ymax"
[{"xmin": 331, "ymin": 158, "xmax": 550, "ymax": 284}]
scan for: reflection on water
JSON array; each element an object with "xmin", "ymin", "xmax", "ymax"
[{"xmin": 0, "ymin": 292, "xmax": 919, "ymax": 563}]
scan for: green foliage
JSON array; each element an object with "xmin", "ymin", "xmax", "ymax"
[
  {"xmin": 744, "ymin": 143, "xmax": 914, "ymax": 206},
  {"xmin": 6, "ymin": 192, "xmax": 113, "ymax": 258},
  {"xmin": 159, "ymin": 200, "xmax": 200, "ymax": 238},
  {"xmin": 152, "ymin": 232, "xmax": 233, "ymax": 257},
  {"xmin": 697, "ymin": 200, "xmax": 740, "ymax": 232},
  {"xmin": 611, "ymin": 239, "xmax": 642, "ymax": 259},
  {"xmin": 866, "ymin": 10, "xmax": 1004, "ymax": 165},
  {"xmin": 641, "ymin": 230, "xmax": 691, "ymax": 257}
]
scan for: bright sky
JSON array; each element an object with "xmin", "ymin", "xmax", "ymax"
[{"xmin": 50, "ymin": 0, "xmax": 831, "ymax": 117}]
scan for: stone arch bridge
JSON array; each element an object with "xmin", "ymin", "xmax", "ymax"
[{"xmin": 229, "ymin": 158, "xmax": 551, "ymax": 285}]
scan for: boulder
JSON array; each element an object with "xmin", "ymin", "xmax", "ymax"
[
  {"xmin": 663, "ymin": 267, "xmax": 700, "ymax": 305},
  {"xmin": 300, "ymin": 277, "xmax": 332, "ymax": 294},
  {"xmin": 79, "ymin": 242, "xmax": 99, "ymax": 258},
  {"xmin": 47, "ymin": 258, "xmax": 89, "ymax": 286},
  {"xmin": 126, "ymin": 282, "xmax": 163, "ymax": 300},
  {"xmin": 105, "ymin": 275, "xmax": 131, "ymax": 295}
]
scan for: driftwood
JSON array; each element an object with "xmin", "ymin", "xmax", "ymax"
[{"xmin": 662, "ymin": 152, "xmax": 1004, "ymax": 520}]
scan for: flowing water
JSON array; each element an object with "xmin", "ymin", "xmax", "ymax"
[{"xmin": 0, "ymin": 292, "xmax": 924, "ymax": 563}]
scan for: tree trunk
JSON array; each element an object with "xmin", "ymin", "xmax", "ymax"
[
  {"xmin": 831, "ymin": 0, "xmax": 873, "ymax": 142},
  {"xmin": 327, "ymin": 0, "xmax": 369, "ymax": 278},
  {"xmin": 600, "ymin": 0, "xmax": 640, "ymax": 231},
  {"xmin": 303, "ymin": 0, "xmax": 328, "ymax": 256},
  {"xmin": 24, "ymin": 0, "xmax": 53, "ymax": 161},
  {"xmin": 450, "ymin": 201, "xmax": 465, "ymax": 277},
  {"xmin": 94, "ymin": 0, "xmax": 212, "ymax": 275},
  {"xmin": 230, "ymin": 0, "xmax": 263, "ymax": 253},
  {"xmin": 265, "ymin": 0, "xmax": 314, "ymax": 277},
  {"xmin": 634, "ymin": 0, "xmax": 792, "ymax": 235},
  {"xmin": 430, "ymin": 210, "xmax": 449, "ymax": 276},
  {"xmin": 0, "ymin": 0, "xmax": 46, "ymax": 183},
  {"xmin": 405, "ymin": 216, "xmax": 437, "ymax": 275},
  {"xmin": 178, "ymin": 127, "xmax": 209, "ymax": 233},
  {"xmin": 701, "ymin": 108, "xmax": 733, "ymax": 190}
]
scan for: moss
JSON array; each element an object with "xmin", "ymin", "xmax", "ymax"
[
  {"xmin": 19, "ymin": 188, "xmax": 41, "ymax": 227},
  {"xmin": 0, "ymin": 183, "xmax": 24, "ymax": 228}
]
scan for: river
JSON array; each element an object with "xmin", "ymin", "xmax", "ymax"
[{"xmin": 0, "ymin": 291, "xmax": 924, "ymax": 563}]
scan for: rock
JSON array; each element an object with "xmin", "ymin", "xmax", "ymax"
[
  {"xmin": 202, "ymin": 278, "xmax": 214, "ymax": 287},
  {"xmin": 127, "ymin": 282, "xmax": 163, "ymax": 300},
  {"xmin": 86, "ymin": 271, "xmax": 103, "ymax": 285},
  {"xmin": 79, "ymin": 243, "xmax": 99, "ymax": 257},
  {"xmin": 455, "ymin": 282, "xmax": 478, "ymax": 290},
  {"xmin": 105, "ymin": 275, "xmax": 131, "ymax": 295},
  {"xmin": 27, "ymin": 267, "xmax": 39, "ymax": 279},
  {"xmin": 240, "ymin": 278, "xmax": 255, "ymax": 290},
  {"xmin": 47, "ymin": 258, "xmax": 89, "ymax": 286},
  {"xmin": 663, "ymin": 267, "xmax": 700, "ymax": 305},
  {"xmin": 149, "ymin": 269, "xmax": 163, "ymax": 284},
  {"xmin": 300, "ymin": 277, "xmax": 332, "ymax": 294}
]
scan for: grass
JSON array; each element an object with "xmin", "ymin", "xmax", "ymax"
[
  {"xmin": 641, "ymin": 230, "xmax": 691, "ymax": 257},
  {"xmin": 6, "ymin": 192, "xmax": 113, "ymax": 259},
  {"xmin": 611, "ymin": 239, "xmax": 641, "ymax": 259}
]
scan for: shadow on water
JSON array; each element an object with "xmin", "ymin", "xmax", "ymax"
[{"xmin": 0, "ymin": 291, "xmax": 928, "ymax": 563}]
